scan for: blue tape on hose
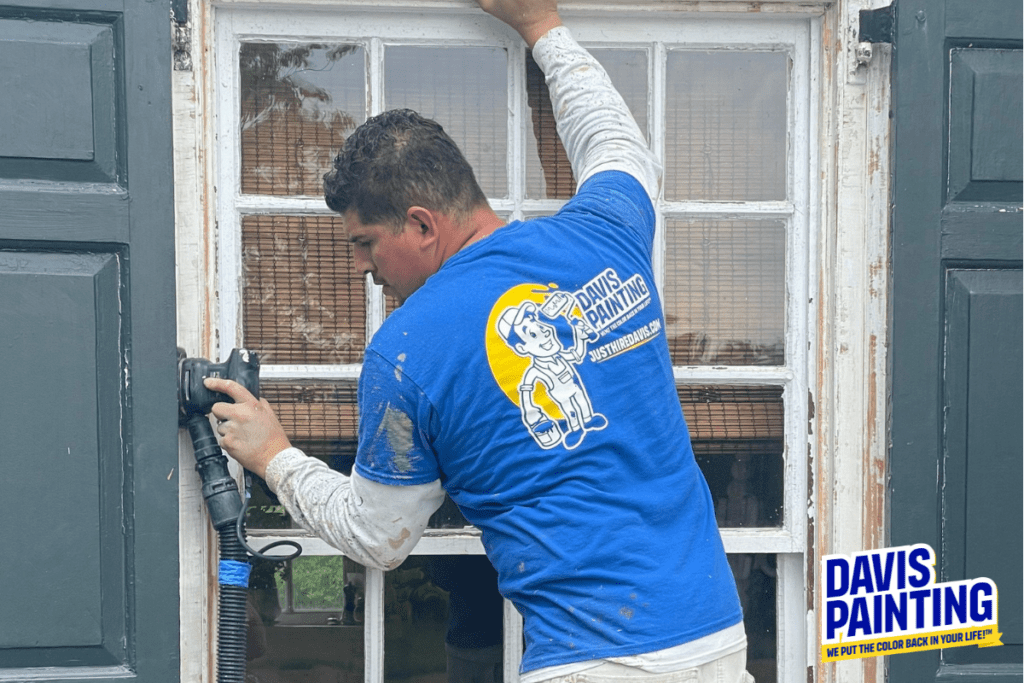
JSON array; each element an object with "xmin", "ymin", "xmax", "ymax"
[{"xmin": 219, "ymin": 560, "xmax": 251, "ymax": 587}]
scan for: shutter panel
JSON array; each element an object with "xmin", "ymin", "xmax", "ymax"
[
  {"xmin": 889, "ymin": 1, "xmax": 1022, "ymax": 680},
  {"xmin": 0, "ymin": 0, "xmax": 179, "ymax": 680}
]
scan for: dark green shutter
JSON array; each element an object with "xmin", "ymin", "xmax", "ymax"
[
  {"xmin": 0, "ymin": 0, "xmax": 179, "ymax": 680},
  {"xmin": 889, "ymin": 0, "xmax": 1023, "ymax": 681}
]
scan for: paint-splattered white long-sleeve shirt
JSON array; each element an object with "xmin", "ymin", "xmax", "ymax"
[
  {"xmin": 263, "ymin": 24, "xmax": 660, "ymax": 572},
  {"xmin": 265, "ymin": 447, "xmax": 444, "ymax": 569}
]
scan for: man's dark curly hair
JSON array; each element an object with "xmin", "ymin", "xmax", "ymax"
[{"xmin": 324, "ymin": 109, "xmax": 489, "ymax": 232}]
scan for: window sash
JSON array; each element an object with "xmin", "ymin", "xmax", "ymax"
[
  {"xmin": 216, "ymin": 9, "xmax": 811, "ymax": 540},
  {"xmin": 214, "ymin": 7, "xmax": 817, "ymax": 682}
]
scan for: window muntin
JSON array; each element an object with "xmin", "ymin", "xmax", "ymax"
[{"xmin": 217, "ymin": 10, "xmax": 813, "ymax": 683}]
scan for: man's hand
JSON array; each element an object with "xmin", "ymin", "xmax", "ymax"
[
  {"xmin": 204, "ymin": 377, "xmax": 292, "ymax": 479},
  {"xmin": 476, "ymin": 0, "xmax": 562, "ymax": 49}
]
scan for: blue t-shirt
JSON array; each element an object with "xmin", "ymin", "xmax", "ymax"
[{"xmin": 355, "ymin": 171, "xmax": 742, "ymax": 673}]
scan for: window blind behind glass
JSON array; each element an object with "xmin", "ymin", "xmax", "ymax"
[
  {"xmin": 525, "ymin": 49, "xmax": 649, "ymax": 200},
  {"xmin": 384, "ymin": 46, "xmax": 509, "ymax": 198},
  {"xmin": 680, "ymin": 385, "xmax": 784, "ymax": 528},
  {"xmin": 665, "ymin": 50, "xmax": 788, "ymax": 202},
  {"xmin": 240, "ymin": 43, "xmax": 366, "ymax": 196},
  {"xmin": 664, "ymin": 219, "xmax": 786, "ymax": 365},
  {"xmin": 242, "ymin": 215, "xmax": 367, "ymax": 365}
]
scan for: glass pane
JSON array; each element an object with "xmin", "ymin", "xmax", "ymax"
[
  {"xmin": 665, "ymin": 51, "xmax": 787, "ymax": 201},
  {"xmin": 731, "ymin": 553, "xmax": 777, "ymax": 683},
  {"xmin": 525, "ymin": 50, "xmax": 649, "ymax": 199},
  {"xmin": 664, "ymin": 219, "xmax": 785, "ymax": 365},
  {"xmin": 385, "ymin": 555, "xmax": 503, "ymax": 683},
  {"xmin": 385, "ymin": 46, "xmax": 508, "ymax": 197},
  {"xmin": 681, "ymin": 385, "xmax": 784, "ymax": 527},
  {"xmin": 247, "ymin": 556, "xmax": 366, "ymax": 680},
  {"xmin": 246, "ymin": 381, "xmax": 359, "ymax": 530},
  {"xmin": 265, "ymin": 381, "xmax": 359, "ymax": 469},
  {"xmin": 242, "ymin": 215, "xmax": 366, "ymax": 365},
  {"xmin": 241, "ymin": 43, "xmax": 366, "ymax": 196}
]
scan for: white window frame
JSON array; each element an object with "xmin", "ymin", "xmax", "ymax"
[
  {"xmin": 174, "ymin": 2, "xmax": 894, "ymax": 682},
  {"xmin": 213, "ymin": 6, "xmax": 814, "ymax": 682}
]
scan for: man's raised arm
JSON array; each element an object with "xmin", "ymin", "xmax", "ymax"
[{"xmin": 478, "ymin": 0, "xmax": 663, "ymax": 200}]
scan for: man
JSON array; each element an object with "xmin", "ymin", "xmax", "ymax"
[{"xmin": 206, "ymin": 0, "xmax": 752, "ymax": 681}]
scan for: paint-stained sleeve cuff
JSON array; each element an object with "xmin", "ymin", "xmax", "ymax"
[{"xmin": 265, "ymin": 447, "xmax": 446, "ymax": 570}]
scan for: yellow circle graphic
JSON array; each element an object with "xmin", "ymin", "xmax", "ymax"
[{"xmin": 485, "ymin": 283, "xmax": 569, "ymax": 417}]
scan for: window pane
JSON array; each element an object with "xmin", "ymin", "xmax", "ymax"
[
  {"xmin": 241, "ymin": 42, "xmax": 366, "ymax": 196},
  {"xmin": 385, "ymin": 556, "xmax": 503, "ymax": 683},
  {"xmin": 524, "ymin": 53, "xmax": 571, "ymax": 199},
  {"xmin": 247, "ymin": 556, "xmax": 366, "ymax": 678},
  {"xmin": 593, "ymin": 49, "xmax": 649, "ymax": 139},
  {"xmin": 665, "ymin": 51, "xmax": 787, "ymax": 201},
  {"xmin": 385, "ymin": 46, "xmax": 508, "ymax": 197},
  {"xmin": 525, "ymin": 50, "xmax": 648, "ymax": 199},
  {"xmin": 265, "ymin": 381, "xmax": 359, "ymax": 469},
  {"xmin": 681, "ymin": 385, "xmax": 784, "ymax": 527},
  {"xmin": 664, "ymin": 219, "xmax": 785, "ymax": 365},
  {"xmin": 429, "ymin": 495, "xmax": 472, "ymax": 529},
  {"xmin": 242, "ymin": 215, "xmax": 366, "ymax": 365},
  {"xmin": 730, "ymin": 553, "xmax": 777, "ymax": 683}
]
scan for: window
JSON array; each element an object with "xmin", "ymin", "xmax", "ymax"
[{"xmin": 215, "ymin": 7, "xmax": 815, "ymax": 683}]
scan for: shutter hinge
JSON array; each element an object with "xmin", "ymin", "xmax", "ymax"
[
  {"xmin": 859, "ymin": 2, "xmax": 896, "ymax": 44},
  {"xmin": 171, "ymin": 0, "xmax": 192, "ymax": 72},
  {"xmin": 172, "ymin": 19, "xmax": 192, "ymax": 71}
]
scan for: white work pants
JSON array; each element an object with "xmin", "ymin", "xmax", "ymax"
[{"xmin": 537, "ymin": 651, "xmax": 754, "ymax": 683}]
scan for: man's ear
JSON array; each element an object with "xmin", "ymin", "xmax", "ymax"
[{"xmin": 405, "ymin": 206, "xmax": 440, "ymax": 249}]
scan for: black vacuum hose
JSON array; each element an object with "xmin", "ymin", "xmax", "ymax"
[
  {"xmin": 179, "ymin": 350, "xmax": 299, "ymax": 682},
  {"xmin": 217, "ymin": 526, "xmax": 250, "ymax": 683},
  {"xmin": 187, "ymin": 414, "xmax": 250, "ymax": 683},
  {"xmin": 185, "ymin": 414, "xmax": 301, "ymax": 683}
]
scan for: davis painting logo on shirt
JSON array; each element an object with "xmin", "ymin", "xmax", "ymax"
[
  {"xmin": 485, "ymin": 268, "xmax": 657, "ymax": 451},
  {"xmin": 822, "ymin": 544, "xmax": 1002, "ymax": 662},
  {"xmin": 574, "ymin": 267, "xmax": 652, "ymax": 334}
]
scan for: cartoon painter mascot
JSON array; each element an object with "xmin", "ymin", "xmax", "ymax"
[{"xmin": 495, "ymin": 292, "xmax": 607, "ymax": 450}]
